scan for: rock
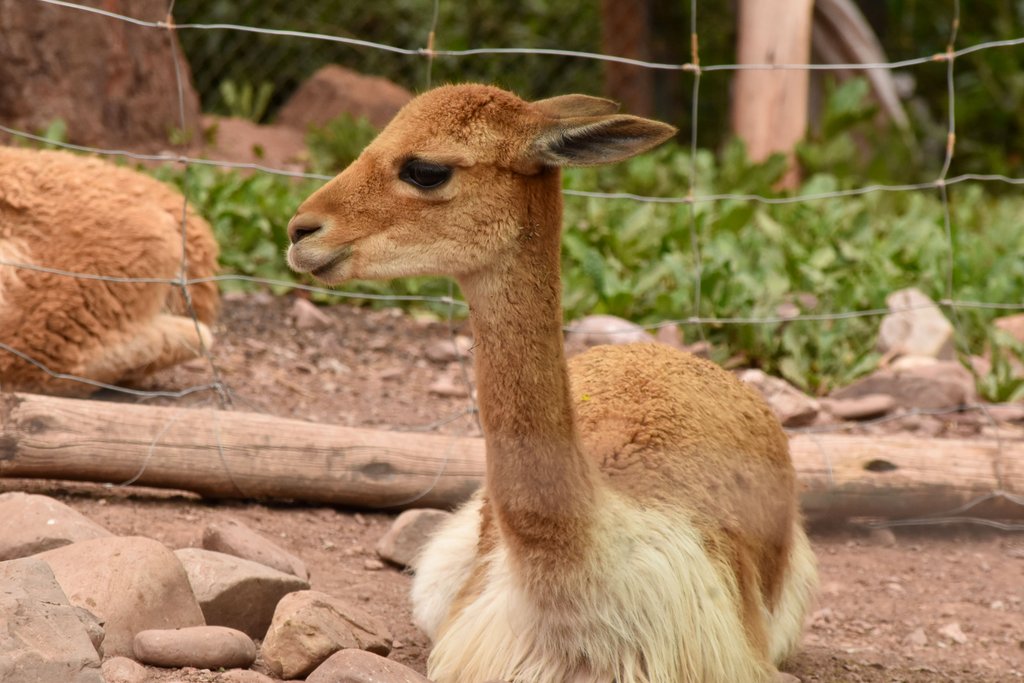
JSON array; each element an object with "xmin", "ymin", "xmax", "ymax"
[
  {"xmin": 830, "ymin": 358, "xmax": 976, "ymax": 410},
  {"xmin": 565, "ymin": 314, "xmax": 655, "ymax": 346},
  {"xmin": 988, "ymin": 403, "xmax": 1024, "ymax": 423},
  {"xmin": 775, "ymin": 674, "xmax": 802, "ymax": 683},
  {"xmin": 363, "ymin": 558, "xmax": 385, "ymax": 571},
  {"xmin": 820, "ymin": 393, "xmax": 896, "ymax": 421},
  {"xmin": 938, "ymin": 621, "xmax": 968, "ymax": 644},
  {"xmin": 202, "ymin": 518, "xmax": 309, "ymax": 580},
  {"xmin": 877, "ymin": 288, "xmax": 955, "ymax": 360},
  {"xmin": 738, "ymin": 369, "xmax": 820, "ymax": 427},
  {"xmin": 905, "ymin": 627, "xmax": 928, "ymax": 647},
  {"xmin": 306, "ymin": 649, "xmax": 431, "ymax": 683},
  {"xmin": 133, "ymin": 625, "xmax": 256, "ymax": 669},
  {"xmin": 291, "ymin": 297, "xmax": 334, "ymax": 331},
  {"xmin": 100, "ymin": 656, "xmax": 149, "ymax": 683},
  {"xmin": 0, "ymin": 557, "xmax": 104, "ymax": 683},
  {"xmin": 654, "ymin": 324, "xmax": 683, "ymax": 349},
  {"xmin": 277, "ymin": 65, "xmax": 413, "ymax": 131},
  {"xmin": 261, "ymin": 590, "xmax": 392, "ymax": 679},
  {"xmin": 423, "ymin": 335, "xmax": 473, "ymax": 363},
  {"xmin": 0, "ymin": 492, "xmax": 112, "ymax": 561},
  {"xmin": 200, "ymin": 115, "xmax": 308, "ymax": 172},
  {"xmin": 74, "ymin": 606, "xmax": 105, "ymax": 654},
  {"xmin": 35, "ymin": 536, "xmax": 204, "ymax": 657},
  {"xmin": 175, "ymin": 547, "xmax": 310, "ymax": 639},
  {"xmin": 376, "ymin": 508, "xmax": 453, "ymax": 568},
  {"xmin": 428, "ymin": 376, "xmax": 470, "ymax": 398},
  {"xmin": 866, "ymin": 527, "xmax": 896, "ymax": 547}
]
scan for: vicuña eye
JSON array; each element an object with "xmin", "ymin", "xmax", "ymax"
[{"xmin": 399, "ymin": 160, "xmax": 453, "ymax": 189}]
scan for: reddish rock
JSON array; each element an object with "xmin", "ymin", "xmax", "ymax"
[
  {"xmin": 133, "ymin": 625, "xmax": 256, "ymax": 669},
  {"xmin": 376, "ymin": 509, "xmax": 452, "ymax": 568},
  {"xmin": 260, "ymin": 590, "xmax": 392, "ymax": 679},
  {"xmin": 277, "ymin": 65, "xmax": 413, "ymax": 131},
  {"xmin": 202, "ymin": 517, "xmax": 310, "ymax": 580},
  {"xmin": 0, "ymin": 492, "xmax": 112, "ymax": 561},
  {"xmin": 306, "ymin": 649, "xmax": 431, "ymax": 683},
  {"xmin": 35, "ymin": 537, "xmax": 204, "ymax": 657}
]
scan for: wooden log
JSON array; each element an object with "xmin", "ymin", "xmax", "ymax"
[
  {"xmin": 1, "ymin": 392, "xmax": 1022, "ymax": 520},
  {"xmin": 732, "ymin": 0, "xmax": 815, "ymax": 187}
]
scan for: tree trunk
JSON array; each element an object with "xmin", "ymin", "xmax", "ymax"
[
  {"xmin": 732, "ymin": 0, "xmax": 815, "ymax": 187},
  {"xmin": 0, "ymin": 0, "xmax": 201, "ymax": 151},
  {"xmin": 2, "ymin": 392, "xmax": 1022, "ymax": 522},
  {"xmin": 600, "ymin": 0, "xmax": 655, "ymax": 117}
]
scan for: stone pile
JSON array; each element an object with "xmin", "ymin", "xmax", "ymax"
[{"xmin": 0, "ymin": 491, "xmax": 435, "ymax": 682}]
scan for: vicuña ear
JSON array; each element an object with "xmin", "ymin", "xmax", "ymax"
[
  {"xmin": 530, "ymin": 114, "xmax": 677, "ymax": 168},
  {"xmin": 533, "ymin": 94, "xmax": 620, "ymax": 119}
]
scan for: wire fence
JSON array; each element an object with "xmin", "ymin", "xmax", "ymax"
[{"xmin": 1, "ymin": 0, "xmax": 1023, "ymax": 526}]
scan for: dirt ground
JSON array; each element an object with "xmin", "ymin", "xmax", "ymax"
[{"xmin": 4, "ymin": 293, "xmax": 1023, "ymax": 682}]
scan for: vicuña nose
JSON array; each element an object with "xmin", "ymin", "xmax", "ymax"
[{"xmin": 288, "ymin": 214, "xmax": 323, "ymax": 244}]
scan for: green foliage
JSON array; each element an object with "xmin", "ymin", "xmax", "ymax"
[
  {"xmin": 141, "ymin": 78, "xmax": 1023, "ymax": 396},
  {"xmin": 218, "ymin": 80, "xmax": 275, "ymax": 123},
  {"xmin": 306, "ymin": 114, "xmax": 380, "ymax": 175}
]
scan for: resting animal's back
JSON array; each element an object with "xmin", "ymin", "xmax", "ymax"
[
  {"xmin": 569, "ymin": 342, "xmax": 798, "ymax": 650},
  {"xmin": 0, "ymin": 147, "xmax": 218, "ymax": 395}
]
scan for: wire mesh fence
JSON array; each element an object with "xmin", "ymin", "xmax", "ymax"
[{"xmin": 0, "ymin": 0, "xmax": 1023, "ymax": 526}]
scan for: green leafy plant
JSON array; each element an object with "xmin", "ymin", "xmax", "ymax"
[
  {"xmin": 218, "ymin": 80, "xmax": 275, "ymax": 123},
  {"xmin": 306, "ymin": 114, "xmax": 380, "ymax": 175}
]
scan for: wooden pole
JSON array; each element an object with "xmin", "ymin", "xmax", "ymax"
[
  {"xmin": 2, "ymin": 392, "xmax": 1021, "ymax": 520},
  {"xmin": 732, "ymin": 0, "xmax": 815, "ymax": 187}
]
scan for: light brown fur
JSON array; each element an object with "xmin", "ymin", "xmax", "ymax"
[
  {"xmin": 0, "ymin": 146, "xmax": 219, "ymax": 397},
  {"xmin": 287, "ymin": 84, "xmax": 817, "ymax": 682}
]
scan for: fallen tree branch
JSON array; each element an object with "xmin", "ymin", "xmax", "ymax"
[{"xmin": 1, "ymin": 392, "xmax": 1021, "ymax": 520}]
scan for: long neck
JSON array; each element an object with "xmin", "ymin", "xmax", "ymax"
[{"xmin": 457, "ymin": 169, "xmax": 598, "ymax": 565}]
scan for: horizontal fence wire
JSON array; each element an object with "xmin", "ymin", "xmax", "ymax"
[{"xmin": 1, "ymin": 0, "xmax": 1021, "ymax": 523}]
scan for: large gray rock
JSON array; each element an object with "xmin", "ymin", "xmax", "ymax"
[
  {"xmin": 565, "ymin": 314, "xmax": 656, "ymax": 347},
  {"xmin": 830, "ymin": 357, "xmax": 976, "ymax": 410},
  {"xmin": 376, "ymin": 508, "xmax": 452, "ymax": 568},
  {"xmin": 260, "ymin": 590, "xmax": 392, "ymax": 680},
  {"xmin": 738, "ymin": 369, "xmax": 820, "ymax": 427},
  {"xmin": 0, "ymin": 492, "xmax": 112, "ymax": 561},
  {"xmin": 175, "ymin": 547, "xmax": 310, "ymax": 639},
  {"xmin": 306, "ymin": 649, "xmax": 431, "ymax": 683},
  {"xmin": 202, "ymin": 518, "xmax": 310, "ymax": 580},
  {"xmin": 0, "ymin": 557, "xmax": 103, "ymax": 683},
  {"xmin": 34, "ymin": 536, "xmax": 205, "ymax": 657},
  {"xmin": 100, "ymin": 656, "xmax": 148, "ymax": 683},
  {"xmin": 877, "ymin": 288, "xmax": 955, "ymax": 361},
  {"xmin": 133, "ymin": 625, "xmax": 256, "ymax": 669}
]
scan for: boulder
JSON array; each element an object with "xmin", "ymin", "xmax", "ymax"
[
  {"xmin": 994, "ymin": 313, "xmax": 1024, "ymax": 345},
  {"xmin": 0, "ymin": 492, "xmax": 112, "ymax": 561},
  {"xmin": 876, "ymin": 288, "xmax": 955, "ymax": 361},
  {"xmin": 376, "ymin": 509, "xmax": 452, "ymax": 568},
  {"xmin": 306, "ymin": 649, "xmax": 431, "ymax": 683},
  {"xmin": 34, "ymin": 536, "xmax": 204, "ymax": 657},
  {"xmin": 260, "ymin": 590, "xmax": 392, "ymax": 679},
  {"xmin": 175, "ymin": 547, "xmax": 310, "ymax": 639},
  {"xmin": 100, "ymin": 657, "xmax": 148, "ymax": 683},
  {"xmin": 202, "ymin": 518, "xmax": 310, "ymax": 580},
  {"xmin": 738, "ymin": 369, "xmax": 820, "ymax": 427},
  {"xmin": 133, "ymin": 625, "xmax": 256, "ymax": 669},
  {"xmin": 277, "ymin": 65, "xmax": 413, "ymax": 131},
  {"xmin": 819, "ymin": 393, "xmax": 896, "ymax": 421},
  {"xmin": 0, "ymin": 557, "xmax": 103, "ymax": 683},
  {"xmin": 200, "ymin": 115, "xmax": 308, "ymax": 172},
  {"xmin": 830, "ymin": 357, "xmax": 976, "ymax": 410},
  {"xmin": 565, "ymin": 314, "xmax": 656, "ymax": 347}
]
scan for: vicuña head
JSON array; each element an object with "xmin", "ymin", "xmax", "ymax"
[{"xmin": 288, "ymin": 84, "xmax": 817, "ymax": 683}]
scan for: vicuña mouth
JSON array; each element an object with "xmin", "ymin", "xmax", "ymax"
[{"xmin": 310, "ymin": 246, "xmax": 353, "ymax": 279}]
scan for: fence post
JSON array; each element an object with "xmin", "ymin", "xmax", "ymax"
[{"xmin": 732, "ymin": 0, "xmax": 815, "ymax": 187}]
